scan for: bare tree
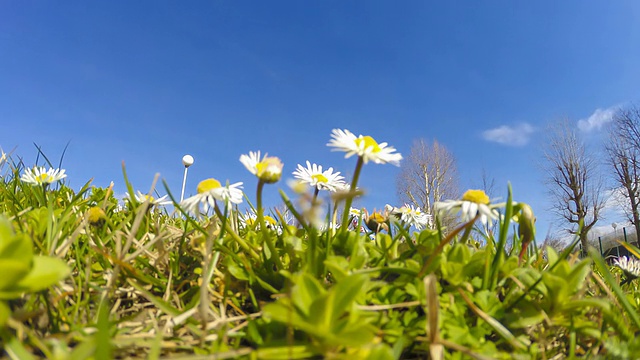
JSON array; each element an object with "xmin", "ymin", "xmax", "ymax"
[
  {"xmin": 396, "ymin": 139, "xmax": 459, "ymax": 228},
  {"xmin": 543, "ymin": 120, "xmax": 605, "ymax": 251},
  {"xmin": 479, "ymin": 167, "xmax": 497, "ymax": 200},
  {"xmin": 542, "ymin": 231, "xmax": 569, "ymax": 254},
  {"xmin": 605, "ymin": 106, "xmax": 640, "ymax": 239}
]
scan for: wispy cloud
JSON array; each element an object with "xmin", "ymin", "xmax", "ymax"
[
  {"xmin": 601, "ymin": 187, "xmax": 632, "ymax": 223},
  {"xmin": 481, "ymin": 123, "xmax": 535, "ymax": 146},
  {"xmin": 577, "ymin": 106, "xmax": 617, "ymax": 132}
]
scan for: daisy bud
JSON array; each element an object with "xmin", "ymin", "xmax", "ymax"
[
  {"xmin": 87, "ymin": 206, "xmax": 107, "ymax": 227},
  {"xmin": 255, "ymin": 156, "xmax": 283, "ymax": 184}
]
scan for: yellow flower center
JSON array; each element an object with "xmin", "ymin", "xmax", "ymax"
[
  {"xmin": 311, "ymin": 173, "xmax": 329, "ymax": 183},
  {"xmin": 462, "ymin": 189, "xmax": 490, "ymax": 204},
  {"xmin": 369, "ymin": 212, "xmax": 386, "ymax": 222},
  {"xmin": 87, "ymin": 206, "xmax": 107, "ymax": 226},
  {"xmin": 355, "ymin": 136, "xmax": 381, "ymax": 152},
  {"xmin": 255, "ymin": 157, "xmax": 283, "ymax": 183},
  {"xmin": 197, "ymin": 178, "xmax": 222, "ymax": 194},
  {"xmin": 264, "ymin": 216, "xmax": 277, "ymax": 226},
  {"xmin": 36, "ymin": 173, "xmax": 53, "ymax": 183}
]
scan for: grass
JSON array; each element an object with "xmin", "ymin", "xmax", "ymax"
[{"xmin": 1, "ymin": 133, "xmax": 640, "ymax": 359}]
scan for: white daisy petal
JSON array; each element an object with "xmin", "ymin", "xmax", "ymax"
[
  {"xmin": 21, "ymin": 166, "xmax": 67, "ymax": 185},
  {"xmin": 614, "ymin": 256, "xmax": 640, "ymax": 278},
  {"xmin": 327, "ymin": 129, "xmax": 402, "ymax": 166},
  {"xmin": 180, "ymin": 179, "xmax": 243, "ymax": 217},
  {"xmin": 292, "ymin": 160, "xmax": 346, "ymax": 192},
  {"xmin": 240, "ymin": 151, "xmax": 283, "ymax": 183}
]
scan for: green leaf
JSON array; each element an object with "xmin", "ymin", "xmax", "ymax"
[
  {"xmin": 3, "ymin": 333, "xmax": 37, "ymax": 360},
  {"xmin": 324, "ymin": 256, "xmax": 349, "ymax": 282},
  {"xmin": 504, "ymin": 301, "xmax": 545, "ymax": 328},
  {"xmin": 0, "ymin": 301, "xmax": 10, "ymax": 326},
  {"xmin": 0, "ymin": 260, "xmax": 31, "ymax": 292},
  {"xmin": 566, "ymin": 258, "xmax": 591, "ymax": 293},
  {"xmin": 263, "ymin": 301, "xmax": 324, "ymax": 337},
  {"xmin": 617, "ymin": 240, "xmax": 640, "ymax": 260},
  {"xmin": 256, "ymin": 345, "xmax": 317, "ymax": 359},
  {"xmin": 227, "ymin": 263, "xmax": 250, "ymax": 281},
  {"xmin": 448, "ymin": 243, "xmax": 471, "ymax": 263},
  {"xmin": 95, "ymin": 300, "xmax": 113, "ymax": 360},
  {"xmin": 330, "ymin": 274, "xmax": 368, "ymax": 323},
  {"xmin": 546, "ymin": 246, "xmax": 559, "ymax": 265},
  {"xmin": 0, "ymin": 233, "xmax": 33, "ymax": 264},
  {"xmin": 0, "ymin": 215, "xmax": 15, "ymax": 242},
  {"xmin": 291, "ymin": 273, "xmax": 325, "ymax": 317},
  {"xmin": 13, "ymin": 256, "xmax": 70, "ymax": 292},
  {"xmin": 332, "ymin": 322, "xmax": 377, "ymax": 347}
]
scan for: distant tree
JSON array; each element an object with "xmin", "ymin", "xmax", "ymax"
[
  {"xmin": 396, "ymin": 139, "xmax": 459, "ymax": 229},
  {"xmin": 542, "ymin": 232, "xmax": 569, "ymax": 254},
  {"xmin": 479, "ymin": 167, "xmax": 497, "ymax": 200},
  {"xmin": 605, "ymin": 106, "xmax": 640, "ymax": 239},
  {"xmin": 543, "ymin": 120, "xmax": 605, "ymax": 252}
]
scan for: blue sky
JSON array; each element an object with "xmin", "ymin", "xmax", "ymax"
[{"xmin": 2, "ymin": 2, "xmax": 639, "ymax": 239}]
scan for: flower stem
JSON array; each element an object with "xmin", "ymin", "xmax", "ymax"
[
  {"xmin": 459, "ymin": 214, "xmax": 480, "ymax": 243},
  {"xmin": 256, "ymin": 180, "xmax": 284, "ymax": 270},
  {"xmin": 213, "ymin": 206, "xmax": 260, "ymax": 261},
  {"xmin": 340, "ymin": 156, "xmax": 364, "ymax": 233},
  {"xmin": 42, "ymin": 183, "xmax": 49, "ymax": 207}
]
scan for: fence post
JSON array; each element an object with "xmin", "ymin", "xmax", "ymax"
[
  {"xmin": 624, "ymin": 227, "xmax": 628, "ymax": 243},
  {"xmin": 599, "ymin": 236, "xmax": 603, "ymax": 256}
]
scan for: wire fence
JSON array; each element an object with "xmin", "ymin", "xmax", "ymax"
[{"xmin": 587, "ymin": 225, "xmax": 638, "ymax": 258}]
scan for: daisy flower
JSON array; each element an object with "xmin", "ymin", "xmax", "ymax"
[
  {"xmin": 292, "ymin": 161, "xmax": 346, "ymax": 192},
  {"xmin": 21, "ymin": 166, "xmax": 67, "ymax": 185},
  {"xmin": 327, "ymin": 129, "xmax": 402, "ymax": 166},
  {"xmin": 434, "ymin": 189, "xmax": 499, "ymax": 225},
  {"xmin": 614, "ymin": 256, "xmax": 640, "ymax": 278},
  {"xmin": 349, "ymin": 207, "xmax": 363, "ymax": 217},
  {"xmin": 240, "ymin": 211, "xmax": 278, "ymax": 229},
  {"xmin": 240, "ymin": 151, "xmax": 283, "ymax": 184},
  {"xmin": 132, "ymin": 191, "xmax": 172, "ymax": 207},
  {"xmin": 363, "ymin": 209, "xmax": 389, "ymax": 233},
  {"xmin": 320, "ymin": 222, "xmax": 341, "ymax": 231},
  {"xmin": 180, "ymin": 178, "xmax": 243, "ymax": 216},
  {"xmin": 388, "ymin": 204, "xmax": 432, "ymax": 230}
]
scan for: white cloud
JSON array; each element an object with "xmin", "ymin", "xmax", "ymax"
[
  {"xmin": 481, "ymin": 123, "xmax": 535, "ymax": 146},
  {"xmin": 577, "ymin": 106, "xmax": 617, "ymax": 132},
  {"xmin": 601, "ymin": 187, "xmax": 632, "ymax": 223}
]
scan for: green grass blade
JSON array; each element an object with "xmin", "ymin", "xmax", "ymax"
[{"xmin": 589, "ymin": 247, "xmax": 640, "ymax": 329}]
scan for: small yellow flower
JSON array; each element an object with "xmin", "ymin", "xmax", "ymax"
[{"xmin": 87, "ymin": 206, "xmax": 107, "ymax": 227}]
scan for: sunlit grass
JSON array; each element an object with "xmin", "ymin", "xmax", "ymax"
[{"xmin": 1, "ymin": 130, "xmax": 640, "ymax": 359}]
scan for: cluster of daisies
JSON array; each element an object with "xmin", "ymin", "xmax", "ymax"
[
  {"xmin": 179, "ymin": 128, "xmax": 404, "ymax": 218},
  {"xmin": 17, "ymin": 129, "xmax": 505, "ymax": 235},
  {"xmin": 347, "ymin": 205, "xmax": 433, "ymax": 233},
  {"xmin": 614, "ymin": 256, "xmax": 640, "ymax": 278}
]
